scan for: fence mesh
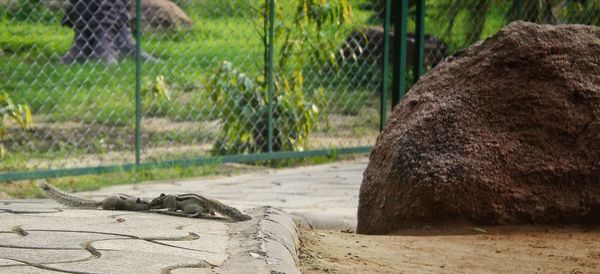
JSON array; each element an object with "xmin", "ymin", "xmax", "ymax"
[{"xmin": 1, "ymin": 0, "xmax": 597, "ymax": 179}]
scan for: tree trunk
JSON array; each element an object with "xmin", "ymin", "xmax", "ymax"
[{"xmin": 61, "ymin": 0, "xmax": 153, "ymax": 64}]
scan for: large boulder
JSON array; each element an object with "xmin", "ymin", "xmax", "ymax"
[
  {"xmin": 357, "ymin": 22, "xmax": 600, "ymax": 235},
  {"xmin": 130, "ymin": 0, "xmax": 193, "ymax": 31}
]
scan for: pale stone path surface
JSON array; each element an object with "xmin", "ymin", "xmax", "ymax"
[
  {"xmin": 81, "ymin": 158, "xmax": 368, "ymax": 229},
  {"xmin": 0, "ymin": 158, "xmax": 368, "ymax": 274}
]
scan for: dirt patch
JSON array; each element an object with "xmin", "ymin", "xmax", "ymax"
[
  {"xmin": 143, "ymin": 117, "xmax": 219, "ymax": 134},
  {"xmin": 299, "ymin": 226, "xmax": 600, "ymax": 273},
  {"xmin": 3, "ymin": 113, "xmax": 378, "ymax": 171},
  {"xmin": 358, "ymin": 22, "xmax": 600, "ymax": 234}
]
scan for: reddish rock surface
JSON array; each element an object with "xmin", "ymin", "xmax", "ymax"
[{"xmin": 357, "ymin": 22, "xmax": 600, "ymax": 235}]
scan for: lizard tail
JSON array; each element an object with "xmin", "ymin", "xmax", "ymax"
[
  {"xmin": 206, "ymin": 198, "xmax": 252, "ymax": 221},
  {"xmin": 38, "ymin": 181, "xmax": 102, "ymax": 208}
]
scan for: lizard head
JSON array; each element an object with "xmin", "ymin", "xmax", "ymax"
[
  {"xmin": 149, "ymin": 193, "xmax": 167, "ymax": 209},
  {"xmin": 135, "ymin": 197, "xmax": 150, "ymax": 210}
]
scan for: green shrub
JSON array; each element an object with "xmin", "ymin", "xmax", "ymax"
[
  {"xmin": 0, "ymin": 92, "xmax": 32, "ymax": 156},
  {"xmin": 208, "ymin": 61, "xmax": 323, "ymax": 154},
  {"xmin": 142, "ymin": 75, "xmax": 171, "ymax": 102},
  {"xmin": 206, "ymin": 0, "xmax": 353, "ymax": 155},
  {"xmin": 0, "ymin": 0, "xmax": 58, "ymax": 22}
]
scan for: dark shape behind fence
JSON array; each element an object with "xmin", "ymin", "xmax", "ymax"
[
  {"xmin": 338, "ymin": 26, "xmax": 448, "ymax": 71},
  {"xmin": 61, "ymin": 0, "xmax": 155, "ymax": 64}
]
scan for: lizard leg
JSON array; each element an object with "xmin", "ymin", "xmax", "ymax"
[
  {"xmin": 184, "ymin": 204, "xmax": 205, "ymax": 218},
  {"xmin": 187, "ymin": 211, "xmax": 203, "ymax": 218}
]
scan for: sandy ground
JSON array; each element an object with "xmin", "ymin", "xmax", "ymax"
[{"xmin": 299, "ymin": 226, "xmax": 600, "ymax": 274}]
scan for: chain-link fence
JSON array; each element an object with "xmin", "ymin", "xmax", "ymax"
[{"xmin": 1, "ymin": 0, "xmax": 597, "ymax": 180}]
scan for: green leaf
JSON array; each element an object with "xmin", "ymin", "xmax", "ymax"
[{"xmin": 0, "ymin": 91, "xmax": 33, "ymax": 157}]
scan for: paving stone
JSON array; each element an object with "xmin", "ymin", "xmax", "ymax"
[
  {"xmin": 156, "ymin": 233, "xmax": 229, "ymax": 254},
  {"xmin": 92, "ymin": 239, "xmax": 228, "ymax": 265},
  {"xmin": 0, "ymin": 221, "xmax": 18, "ymax": 231},
  {"xmin": 1, "ymin": 214, "xmax": 112, "ymax": 230},
  {"xmin": 290, "ymin": 211, "xmax": 355, "ymax": 229},
  {"xmin": 169, "ymin": 221, "xmax": 229, "ymax": 236},
  {"xmin": 0, "ymin": 199, "xmax": 55, "ymax": 206},
  {"xmin": 2, "ymin": 158, "xmax": 368, "ymax": 273},
  {"xmin": 0, "ymin": 266, "xmax": 57, "ymax": 273},
  {"xmin": 0, "ymin": 200, "xmax": 60, "ymax": 213},
  {"xmin": 26, "ymin": 208, "xmax": 127, "ymax": 218},
  {"xmin": 5, "ymin": 213, "xmax": 228, "ymax": 239},
  {"xmin": 0, "ymin": 258, "xmax": 24, "ymax": 266},
  {"xmin": 0, "ymin": 231, "xmax": 126, "ymax": 249},
  {"xmin": 81, "ymin": 159, "xmax": 366, "ymax": 229},
  {"xmin": 48, "ymin": 250, "xmax": 215, "ymax": 274},
  {"xmin": 0, "ymin": 208, "xmax": 60, "ymax": 215},
  {"xmin": 0, "ymin": 248, "xmax": 90, "ymax": 264},
  {"xmin": 171, "ymin": 267, "xmax": 213, "ymax": 274}
]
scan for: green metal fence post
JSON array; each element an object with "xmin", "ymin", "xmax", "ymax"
[
  {"xmin": 515, "ymin": 0, "xmax": 523, "ymax": 20},
  {"xmin": 134, "ymin": 0, "xmax": 142, "ymax": 165},
  {"xmin": 380, "ymin": 0, "xmax": 392, "ymax": 131},
  {"xmin": 392, "ymin": 0, "xmax": 408, "ymax": 107},
  {"xmin": 413, "ymin": 0, "xmax": 425, "ymax": 83},
  {"xmin": 267, "ymin": 0, "xmax": 275, "ymax": 153}
]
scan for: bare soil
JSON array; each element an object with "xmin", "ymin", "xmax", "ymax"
[
  {"xmin": 4, "ymin": 114, "xmax": 378, "ymax": 170},
  {"xmin": 299, "ymin": 226, "xmax": 600, "ymax": 273}
]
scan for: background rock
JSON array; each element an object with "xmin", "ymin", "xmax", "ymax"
[
  {"xmin": 357, "ymin": 22, "xmax": 600, "ymax": 235},
  {"xmin": 130, "ymin": 0, "xmax": 192, "ymax": 32},
  {"xmin": 37, "ymin": 0, "xmax": 192, "ymax": 32}
]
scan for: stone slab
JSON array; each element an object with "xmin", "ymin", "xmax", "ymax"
[
  {"xmin": 0, "ymin": 248, "xmax": 89, "ymax": 265},
  {"xmin": 81, "ymin": 158, "xmax": 368, "ymax": 228},
  {"xmin": 93, "ymin": 239, "xmax": 228, "ymax": 265},
  {"xmin": 47, "ymin": 250, "xmax": 214, "ymax": 274},
  {"xmin": 171, "ymin": 268, "xmax": 213, "ymax": 274},
  {"xmin": 0, "ymin": 231, "xmax": 126, "ymax": 249},
  {"xmin": 0, "ymin": 266, "xmax": 57, "ymax": 273},
  {"xmin": 0, "ymin": 258, "xmax": 24, "ymax": 266},
  {"xmin": 0, "ymin": 158, "xmax": 369, "ymax": 273}
]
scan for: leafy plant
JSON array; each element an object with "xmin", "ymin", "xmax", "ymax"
[
  {"xmin": 208, "ymin": 61, "xmax": 323, "ymax": 154},
  {"xmin": 142, "ymin": 75, "xmax": 171, "ymax": 102},
  {"xmin": 207, "ymin": 0, "xmax": 351, "ymax": 155},
  {"xmin": 0, "ymin": 0, "xmax": 57, "ymax": 22},
  {"xmin": 0, "ymin": 92, "xmax": 32, "ymax": 156},
  {"xmin": 276, "ymin": 0, "xmax": 352, "ymax": 73}
]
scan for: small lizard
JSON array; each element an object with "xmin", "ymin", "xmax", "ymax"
[
  {"xmin": 38, "ymin": 181, "xmax": 150, "ymax": 211},
  {"xmin": 150, "ymin": 193, "xmax": 252, "ymax": 221}
]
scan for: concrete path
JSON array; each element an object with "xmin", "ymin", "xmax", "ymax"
[
  {"xmin": 81, "ymin": 158, "xmax": 367, "ymax": 229},
  {"xmin": 0, "ymin": 158, "xmax": 368, "ymax": 274}
]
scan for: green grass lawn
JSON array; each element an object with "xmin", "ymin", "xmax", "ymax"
[
  {"xmin": 0, "ymin": 17, "xmax": 263, "ymax": 126},
  {"xmin": 0, "ymin": 0, "xmax": 382, "ymax": 172},
  {"xmin": 0, "ymin": 0, "xmax": 378, "ymax": 126}
]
